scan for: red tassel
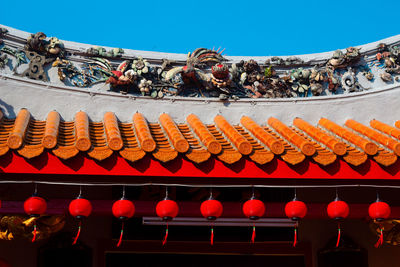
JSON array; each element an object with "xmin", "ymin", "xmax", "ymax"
[
  {"xmin": 336, "ymin": 225, "xmax": 341, "ymax": 248},
  {"xmin": 211, "ymin": 226, "xmax": 214, "ymax": 246},
  {"xmin": 162, "ymin": 224, "xmax": 168, "ymax": 246},
  {"xmin": 31, "ymin": 222, "xmax": 37, "ymax": 243},
  {"xmin": 251, "ymin": 226, "xmax": 256, "ymax": 243},
  {"xmin": 375, "ymin": 228, "xmax": 384, "ymax": 248},
  {"xmin": 293, "ymin": 227, "xmax": 298, "ymax": 247},
  {"xmin": 117, "ymin": 221, "xmax": 124, "ymax": 247},
  {"xmin": 72, "ymin": 221, "xmax": 82, "ymax": 245}
]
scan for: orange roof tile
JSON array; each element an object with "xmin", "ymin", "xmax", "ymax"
[
  {"xmin": 1, "ymin": 109, "xmax": 400, "ymax": 167},
  {"xmin": 268, "ymin": 117, "xmax": 315, "ymax": 156}
]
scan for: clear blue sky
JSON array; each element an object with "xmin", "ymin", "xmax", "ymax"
[{"xmin": 2, "ymin": 0, "xmax": 399, "ymax": 56}]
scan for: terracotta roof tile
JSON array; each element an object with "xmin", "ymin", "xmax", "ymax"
[
  {"xmin": 132, "ymin": 113, "xmax": 156, "ymax": 152},
  {"xmin": 148, "ymin": 122, "xmax": 178, "ymax": 162},
  {"xmin": 290, "ymin": 126, "xmax": 337, "ymax": 166},
  {"xmin": 234, "ymin": 124, "xmax": 274, "ymax": 165},
  {"xmin": 159, "ymin": 113, "xmax": 189, "ymax": 153},
  {"xmin": 187, "ymin": 114, "xmax": 221, "ymax": 155},
  {"xmin": 7, "ymin": 109, "xmax": 30, "ymax": 149},
  {"xmin": 103, "ymin": 112, "xmax": 123, "ymax": 151},
  {"xmin": 214, "ymin": 115, "xmax": 252, "ymax": 155},
  {"xmin": 206, "ymin": 124, "xmax": 242, "ymax": 164},
  {"xmin": 370, "ymin": 119, "xmax": 400, "ymax": 140},
  {"xmin": 118, "ymin": 121, "xmax": 145, "ymax": 162},
  {"xmin": 346, "ymin": 119, "xmax": 400, "ymax": 156},
  {"xmin": 87, "ymin": 121, "xmax": 113, "ymax": 161},
  {"xmin": 319, "ymin": 118, "xmax": 378, "ymax": 156},
  {"xmin": 293, "ymin": 118, "xmax": 346, "ymax": 156},
  {"xmin": 240, "ymin": 116, "xmax": 284, "ymax": 155},
  {"xmin": 1, "ymin": 109, "xmax": 400, "ymax": 167},
  {"xmin": 74, "ymin": 111, "xmax": 91, "ymax": 152},
  {"xmin": 42, "ymin": 111, "xmax": 60, "ymax": 149},
  {"xmin": 17, "ymin": 119, "xmax": 45, "ymax": 159},
  {"xmin": 268, "ymin": 117, "xmax": 316, "ymax": 156},
  {"xmin": 262, "ymin": 125, "xmax": 305, "ymax": 165}
]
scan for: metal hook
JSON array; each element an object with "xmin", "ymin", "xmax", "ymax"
[
  {"xmin": 122, "ymin": 185, "xmax": 126, "ymax": 199},
  {"xmin": 335, "ymin": 187, "xmax": 339, "ymax": 200},
  {"xmin": 78, "ymin": 185, "xmax": 82, "ymax": 198},
  {"xmin": 294, "ymin": 188, "xmax": 297, "ymax": 200},
  {"xmin": 165, "ymin": 186, "xmax": 168, "ymax": 199},
  {"xmin": 251, "ymin": 186, "xmax": 255, "ymax": 199},
  {"xmin": 33, "ymin": 183, "xmax": 38, "ymax": 196}
]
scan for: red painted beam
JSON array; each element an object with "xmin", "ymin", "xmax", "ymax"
[
  {"xmin": 1, "ymin": 200, "xmax": 399, "ymax": 219},
  {"xmin": 0, "ymin": 151, "xmax": 400, "ymax": 180}
]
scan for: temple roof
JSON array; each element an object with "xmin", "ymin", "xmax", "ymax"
[{"xmin": 1, "ymin": 108, "xmax": 400, "ymax": 168}]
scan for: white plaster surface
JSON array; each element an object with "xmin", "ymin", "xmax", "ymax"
[{"xmin": 0, "ymin": 75, "xmax": 399, "ymax": 125}]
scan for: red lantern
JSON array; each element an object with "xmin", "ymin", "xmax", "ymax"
[
  {"xmin": 112, "ymin": 199, "xmax": 135, "ymax": 220},
  {"xmin": 327, "ymin": 200, "xmax": 349, "ymax": 220},
  {"xmin": 200, "ymin": 199, "xmax": 223, "ymax": 220},
  {"xmin": 24, "ymin": 196, "xmax": 47, "ymax": 217},
  {"xmin": 24, "ymin": 195, "xmax": 47, "ymax": 243},
  {"xmin": 327, "ymin": 198, "xmax": 349, "ymax": 248},
  {"xmin": 69, "ymin": 198, "xmax": 92, "ymax": 219},
  {"xmin": 156, "ymin": 198, "xmax": 179, "ymax": 246},
  {"xmin": 156, "ymin": 199, "xmax": 179, "ymax": 221},
  {"xmin": 285, "ymin": 200, "xmax": 307, "ymax": 221},
  {"xmin": 242, "ymin": 198, "xmax": 265, "ymax": 243},
  {"xmin": 369, "ymin": 201, "xmax": 391, "ymax": 221},
  {"xmin": 369, "ymin": 198, "xmax": 391, "ymax": 248},
  {"xmin": 200, "ymin": 198, "xmax": 223, "ymax": 245},
  {"xmin": 242, "ymin": 199, "xmax": 265, "ymax": 220},
  {"xmin": 69, "ymin": 197, "xmax": 92, "ymax": 245},
  {"xmin": 112, "ymin": 199, "xmax": 135, "ymax": 247},
  {"xmin": 285, "ymin": 199, "xmax": 307, "ymax": 247}
]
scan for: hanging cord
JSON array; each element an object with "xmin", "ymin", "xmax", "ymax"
[
  {"xmin": 31, "ymin": 222, "xmax": 37, "ymax": 243},
  {"xmin": 117, "ymin": 221, "xmax": 124, "ymax": 247},
  {"xmin": 210, "ymin": 225, "xmax": 214, "ymax": 246},
  {"xmin": 336, "ymin": 223, "xmax": 341, "ymax": 248},
  {"xmin": 251, "ymin": 224, "xmax": 256, "ymax": 243},
  {"xmin": 293, "ymin": 222, "xmax": 298, "ymax": 247},
  {"xmin": 78, "ymin": 185, "xmax": 82, "ymax": 198},
  {"xmin": 375, "ymin": 227, "xmax": 384, "ymax": 248},
  {"xmin": 162, "ymin": 223, "xmax": 169, "ymax": 246},
  {"xmin": 72, "ymin": 220, "xmax": 82, "ymax": 245}
]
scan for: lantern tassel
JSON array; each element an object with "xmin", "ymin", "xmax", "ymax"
[
  {"xmin": 117, "ymin": 221, "xmax": 124, "ymax": 248},
  {"xmin": 31, "ymin": 222, "xmax": 37, "ymax": 243},
  {"xmin": 293, "ymin": 227, "xmax": 298, "ymax": 247},
  {"xmin": 211, "ymin": 226, "xmax": 214, "ymax": 246},
  {"xmin": 251, "ymin": 225, "xmax": 256, "ymax": 243},
  {"xmin": 375, "ymin": 228, "xmax": 384, "ymax": 248},
  {"xmin": 72, "ymin": 221, "xmax": 82, "ymax": 245},
  {"xmin": 162, "ymin": 224, "xmax": 168, "ymax": 246},
  {"xmin": 336, "ymin": 224, "xmax": 341, "ymax": 248}
]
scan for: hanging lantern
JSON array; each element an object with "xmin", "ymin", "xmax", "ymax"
[
  {"xmin": 200, "ymin": 199, "xmax": 223, "ymax": 220},
  {"xmin": 285, "ymin": 199, "xmax": 307, "ymax": 247},
  {"xmin": 369, "ymin": 197, "xmax": 391, "ymax": 248},
  {"xmin": 24, "ymin": 195, "xmax": 47, "ymax": 242},
  {"xmin": 243, "ymin": 198, "xmax": 265, "ymax": 243},
  {"xmin": 69, "ymin": 196, "xmax": 92, "ymax": 245},
  {"xmin": 200, "ymin": 198, "xmax": 223, "ymax": 245},
  {"xmin": 327, "ymin": 198, "xmax": 349, "ymax": 248},
  {"xmin": 156, "ymin": 199, "xmax": 179, "ymax": 221},
  {"xmin": 243, "ymin": 199, "xmax": 265, "ymax": 220},
  {"xmin": 112, "ymin": 198, "xmax": 135, "ymax": 247},
  {"xmin": 24, "ymin": 196, "xmax": 47, "ymax": 217},
  {"xmin": 156, "ymin": 197, "xmax": 179, "ymax": 245}
]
